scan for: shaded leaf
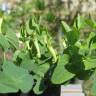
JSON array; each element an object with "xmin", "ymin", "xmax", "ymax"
[
  {"xmin": 51, "ymin": 54, "xmax": 75, "ymax": 84},
  {"xmin": 67, "ymin": 28, "xmax": 79, "ymax": 45},
  {"xmin": 83, "ymin": 58, "xmax": 96, "ymax": 70},
  {"xmin": 21, "ymin": 59, "xmax": 50, "ymax": 77},
  {"xmin": 33, "ymin": 76, "xmax": 45, "ymax": 95}
]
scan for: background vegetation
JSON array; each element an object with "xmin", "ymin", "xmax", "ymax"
[{"xmin": 0, "ymin": 0, "xmax": 96, "ymax": 96}]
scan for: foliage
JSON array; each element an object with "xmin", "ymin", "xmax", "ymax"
[{"xmin": 0, "ymin": 11, "xmax": 96, "ymax": 95}]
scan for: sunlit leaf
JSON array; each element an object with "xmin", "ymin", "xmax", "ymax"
[
  {"xmin": 51, "ymin": 54, "xmax": 75, "ymax": 84},
  {"xmin": 0, "ymin": 61, "xmax": 34, "ymax": 93}
]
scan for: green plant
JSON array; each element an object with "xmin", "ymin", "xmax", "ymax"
[
  {"xmin": 0, "ymin": 13, "xmax": 96, "ymax": 95},
  {"xmin": 60, "ymin": 15, "xmax": 96, "ymax": 95}
]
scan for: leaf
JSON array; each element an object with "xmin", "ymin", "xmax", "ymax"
[
  {"xmin": 29, "ymin": 16, "xmax": 40, "ymax": 33},
  {"xmin": 0, "ymin": 34, "xmax": 10, "ymax": 51},
  {"xmin": 0, "ymin": 61, "xmax": 34, "ymax": 93},
  {"xmin": 67, "ymin": 28, "xmax": 79, "ymax": 45},
  {"xmin": 85, "ymin": 19, "xmax": 95, "ymax": 28},
  {"xmin": 21, "ymin": 59, "xmax": 50, "ymax": 77},
  {"xmin": 76, "ymin": 14, "xmax": 81, "ymax": 29},
  {"xmin": 88, "ymin": 70, "xmax": 96, "ymax": 95},
  {"xmin": 83, "ymin": 58, "xmax": 96, "ymax": 70},
  {"xmin": 35, "ymin": 0, "xmax": 45, "ymax": 10},
  {"xmin": 46, "ymin": 11, "xmax": 55, "ymax": 22},
  {"xmin": 26, "ymin": 19, "xmax": 33, "ymax": 35},
  {"xmin": 61, "ymin": 21, "xmax": 79, "ymax": 45},
  {"xmin": 51, "ymin": 54, "xmax": 75, "ymax": 84},
  {"xmin": 6, "ymin": 31, "xmax": 19, "ymax": 49},
  {"xmin": 87, "ymin": 32, "xmax": 96, "ymax": 48},
  {"xmin": 74, "ymin": 15, "xmax": 85, "ymax": 30},
  {"xmin": 20, "ymin": 59, "xmax": 36, "ymax": 72},
  {"xmin": 79, "ymin": 44, "xmax": 89, "ymax": 56},
  {"xmin": 33, "ymin": 76, "xmax": 45, "ymax": 95},
  {"xmin": 58, "ymin": 54, "xmax": 70, "ymax": 66},
  {"xmin": 18, "ymin": 51, "xmax": 30, "ymax": 60},
  {"xmin": 36, "ymin": 63, "xmax": 50, "ymax": 77},
  {"xmin": 91, "ymin": 82, "xmax": 96, "ymax": 96},
  {"xmin": 12, "ymin": 50, "xmax": 20, "ymax": 61},
  {"xmin": 61, "ymin": 21, "xmax": 71, "ymax": 34},
  {"xmin": 0, "ymin": 72, "xmax": 18, "ymax": 93},
  {"xmin": 51, "ymin": 66, "xmax": 75, "ymax": 84},
  {"xmin": 90, "ymin": 43, "xmax": 96, "ymax": 50}
]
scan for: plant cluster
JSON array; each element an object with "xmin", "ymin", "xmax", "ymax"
[{"xmin": 0, "ymin": 14, "xmax": 96, "ymax": 95}]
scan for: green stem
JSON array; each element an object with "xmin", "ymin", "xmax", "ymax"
[
  {"xmin": 33, "ymin": 38, "xmax": 41, "ymax": 58},
  {"xmin": 0, "ymin": 17, "xmax": 3, "ymax": 33}
]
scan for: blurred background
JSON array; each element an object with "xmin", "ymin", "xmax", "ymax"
[{"xmin": 0, "ymin": 0, "xmax": 96, "ymax": 33}]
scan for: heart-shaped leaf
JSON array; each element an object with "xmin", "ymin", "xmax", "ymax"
[
  {"xmin": 0, "ymin": 61, "xmax": 34, "ymax": 93},
  {"xmin": 51, "ymin": 54, "xmax": 75, "ymax": 84}
]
